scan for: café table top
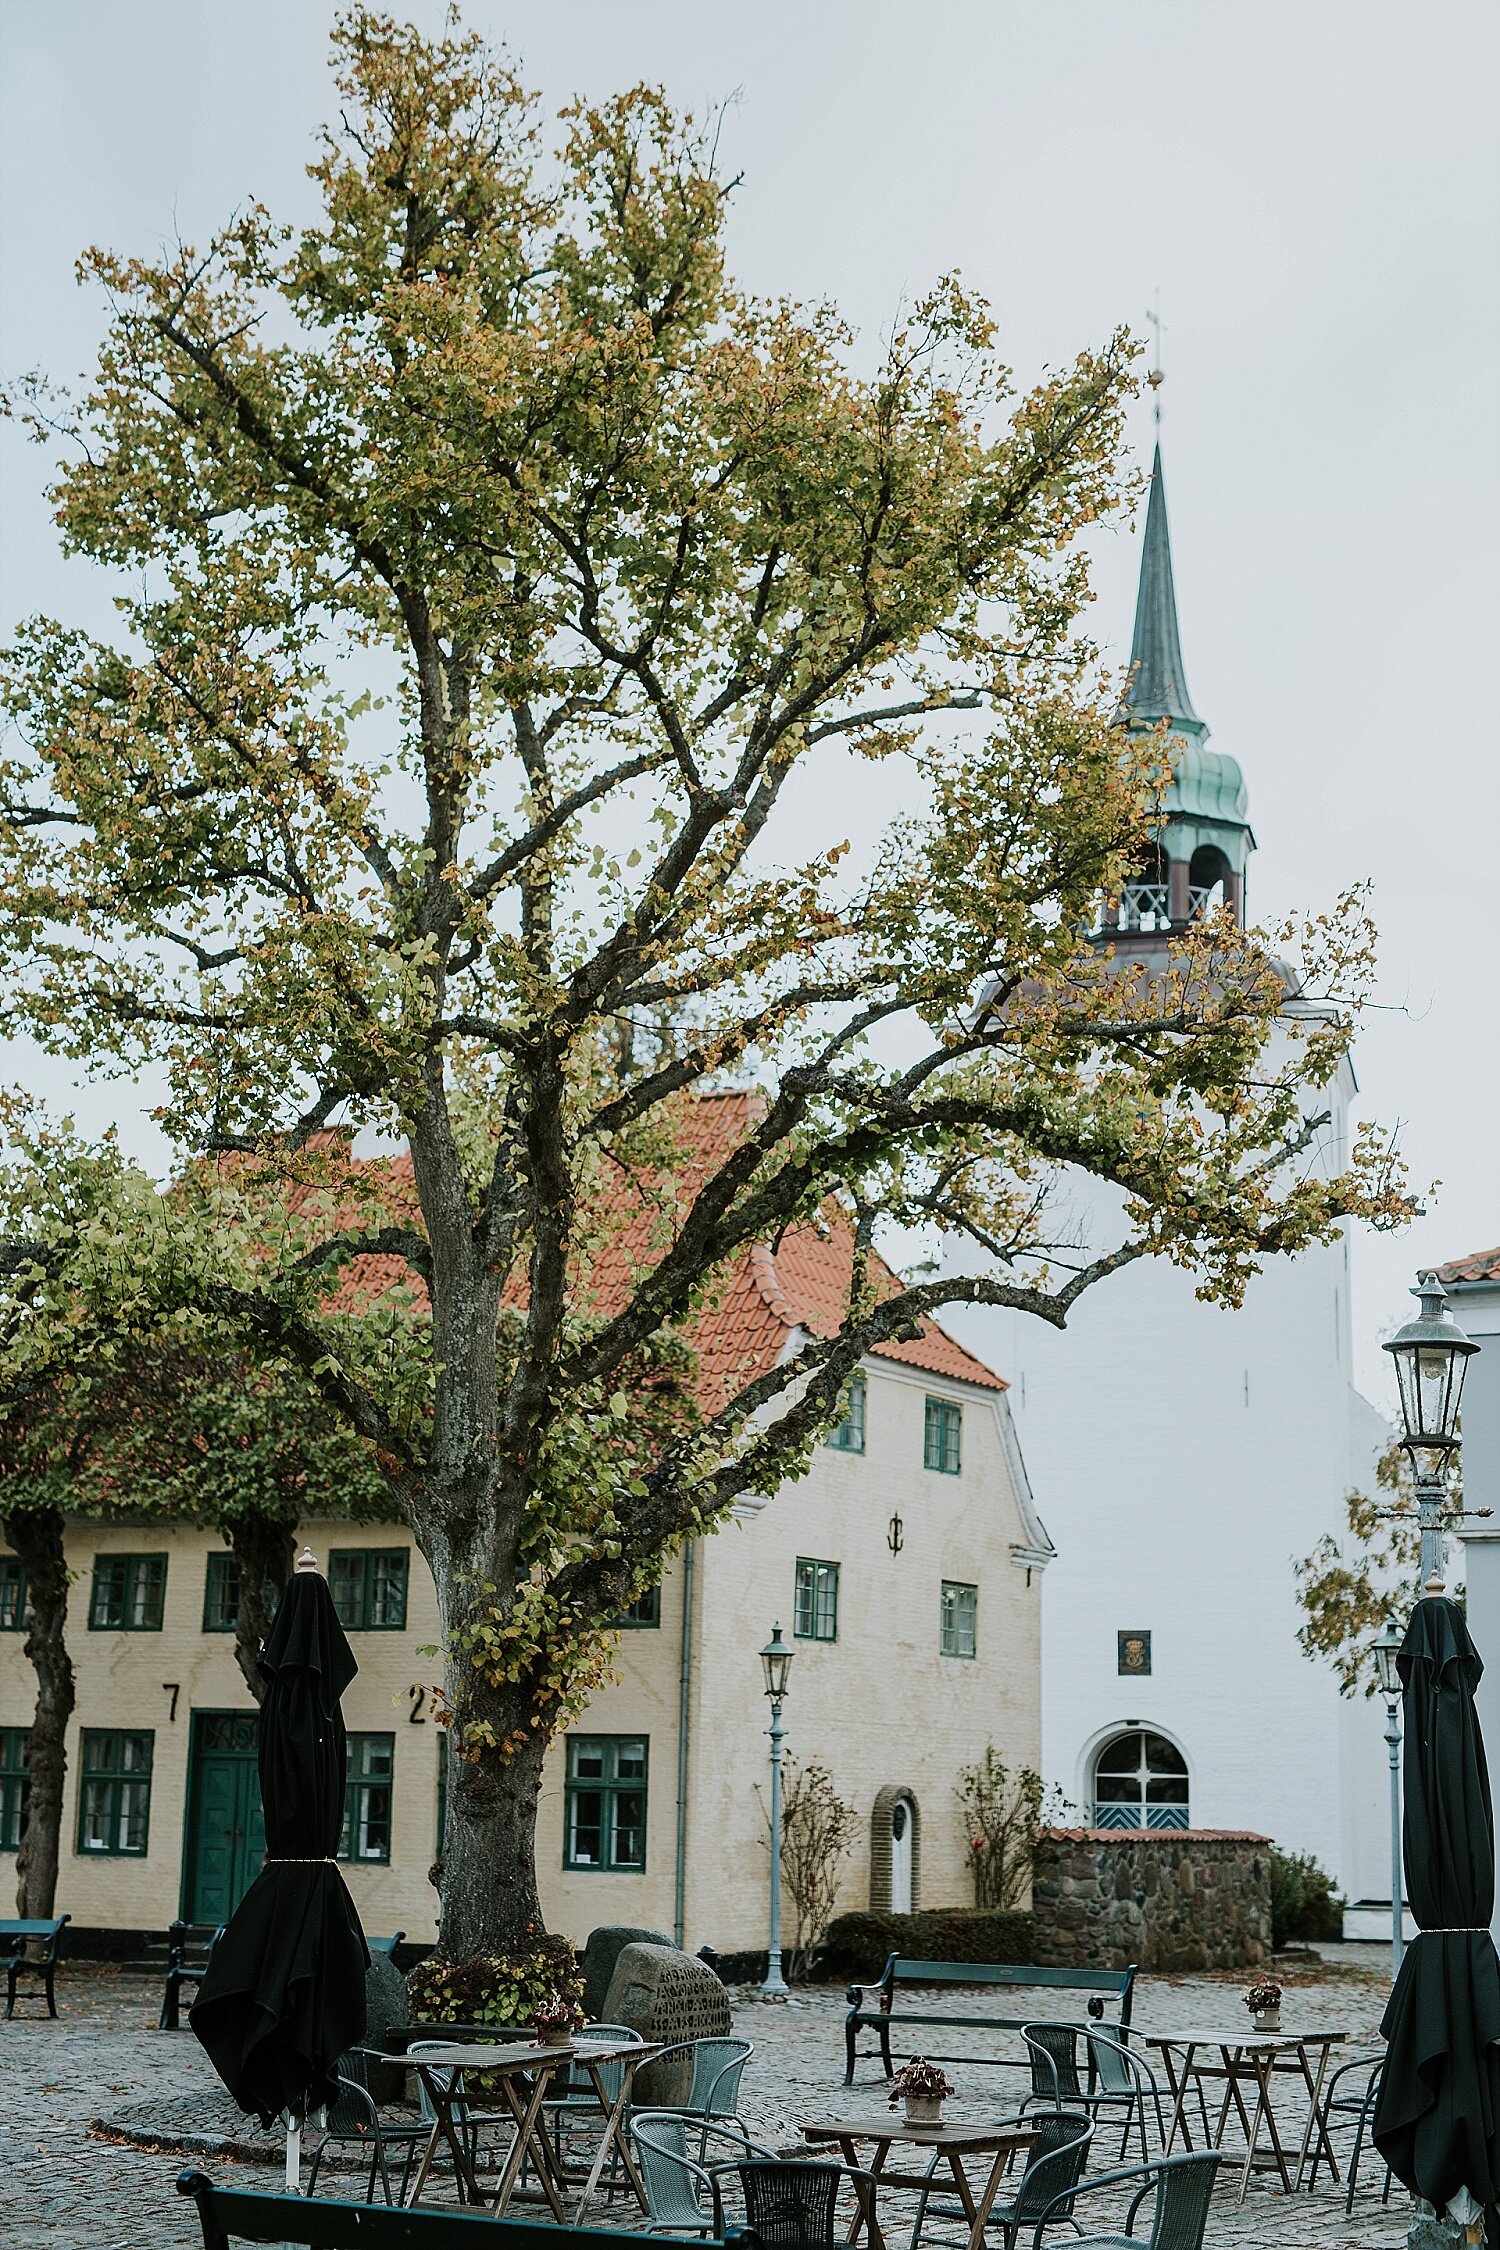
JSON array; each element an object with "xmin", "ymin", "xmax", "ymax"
[
  {"xmin": 376, "ymin": 2036, "xmax": 661, "ymax": 2071},
  {"xmin": 1142, "ymin": 2027, "xmax": 1348, "ymax": 2053},
  {"xmin": 801, "ymin": 2117, "xmax": 1037, "ymax": 2151}
]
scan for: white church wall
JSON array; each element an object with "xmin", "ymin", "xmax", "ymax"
[{"xmin": 947, "ymin": 1052, "xmax": 1389, "ymax": 1895}]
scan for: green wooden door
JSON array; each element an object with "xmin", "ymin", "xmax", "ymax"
[{"xmin": 183, "ymin": 1711, "xmax": 266, "ymax": 1923}]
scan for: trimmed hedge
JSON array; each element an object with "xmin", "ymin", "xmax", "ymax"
[{"xmin": 821, "ymin": 1908, "xmax": 1035, "ymax": 1982}]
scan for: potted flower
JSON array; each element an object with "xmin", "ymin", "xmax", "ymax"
[
  {"xmin": 1245, "ymin": 1979, "xmax": 1283, "ymax": 2032},
  {"xmin": 889, "ymin": 2057, "xmax": 956, "ymax": 2126},
  {"xmin": 535, "ymin": 1990, "xmax": 583, "ymax": 2046}
]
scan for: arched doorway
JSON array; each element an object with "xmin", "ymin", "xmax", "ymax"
[
  {"xmin": 869, "ymin": 1784, "xmax": 922, "ymax": 1911},
  {"xmin": 1092, "ymin": 1729, "xmax": 1190, "ymax": 1830}
]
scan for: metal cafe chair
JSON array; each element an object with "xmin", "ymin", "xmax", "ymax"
[
  {"xmin": 1084, "ymin": 2028, "xmax": 1168, "ymax": 2160},
  {"xmin": 406, "ymin": 2036, "xmax": 512, "ymax": 2187},
  {"xmin": 540, "ymin": 2021, "xmax": 648, "ymax": 2189},
  {"xmin": 908, "ymin": 2110, "xmax": 1095, "ymax": 2250},
  {"xmin": 629, "ymin": 2113, "xmax": 778, "ymax": 2236},
  {"xmin": 1305, "ymin": 2050, "xmax": 1393, "ymax": 2214},
  {"xmin": 1023, "ymin": 2024, "xmax": 1164, "ymax": 2160},
  {"xmin": 305, "ymin": 2051, "xmax": 429, "ymax": 2206},
  {"xmin": 1027, "ymin": 2150, "xmax": 1222, "ymax": 2250},
  {"xmin": 646, "ymin": 2037, "xmax": 756, "ymax": 2151},
  {"xmin": 710, "ymin": 2156, "xmax": 885, "ymax": 2250}
]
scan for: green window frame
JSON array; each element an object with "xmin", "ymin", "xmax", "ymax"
[
  {"xmin": 940, "ymin": 1580, "xmax": 978, "ymax": 1658},
  {"xmin": 202, "ymin": 1552, "xmax": 239, "ymax": 1633},
  {"xmin": 826, "ymin": 1374, "xmax": 867, "ymax": 1454},
  {"xmin": 88, "ymin": 1553, "xmax": 167, "ymax": 1632},
  {"xmin": 339, "ymin": 1733, "xmax": 394, "ymax": 1864},
  {"xmin": 0, "ymin": 1555, "xmax": 25, "ymax": 1632},
  {"xmin": 794, "ymin": 1557, "xmax": 840, "ymax": 1642},
  {"xmin": 924, "ymin": 1397, "xmax": 962, "ymax": 1476},
  {"xmin": 612, "ymin": 1587, "xmax": 661, "ymax": 1629},
  {"xmin": 0, "ymin": 1728, "xmax": 29, "ymax": 1852},
  {"xmin": 77, "ymin": 1729, "xmax": 153, "ymax": 1856},
  {"xmin": 564, "ymin": 1736, "xmax": 647, "ymax": 1872},
  {"xmin": 329, "ymin": 1549, "xmax": 409, "ymax": 1632}
]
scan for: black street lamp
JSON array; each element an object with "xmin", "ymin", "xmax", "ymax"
[
  {"xmin": 1383, "ymin": 1272, "xmax": 1478, "ymax": 1587},
  {"xmin": 759, "ymin": 1625, "xmax": 794, "ymax": 2000}
]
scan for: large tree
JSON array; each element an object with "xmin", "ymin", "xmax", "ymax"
[{"xmin": 0, "ymin": 14, "xmax": 1409, "ymax": 1954}]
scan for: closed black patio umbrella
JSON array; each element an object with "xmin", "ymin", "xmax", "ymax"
[
  {"xmin": 190, "ymin": 1551, "xmax": 368, "ymax": 2176},
  {"xmin": 1373, "ymin": 1595, "xmax": 1500, "ymax": 2225}
]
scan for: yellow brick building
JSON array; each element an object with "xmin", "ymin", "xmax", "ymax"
[{"xmin": 0, "ymin": 1340, "xmax": 1047, "ymax": 1956}]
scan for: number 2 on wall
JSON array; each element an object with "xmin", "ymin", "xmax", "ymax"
[{"xmin": 408, "ymin": 1683, "xmax": 427, "ymax": 1724}]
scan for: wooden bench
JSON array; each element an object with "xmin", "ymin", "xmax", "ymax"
[
  {"xmin": 843, "ymin": 1954, "xmax": 1137, "ymax": 2084},
  {"xmin": 176, "ymin": 2169, "xmax": 760, "ymax": 2248},
  {"xmin": 1, "ymin": 1915, "xmax": 70, "ymax": 2019}
]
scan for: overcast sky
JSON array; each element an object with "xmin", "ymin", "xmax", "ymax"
[{"xmin": 1, "ymin": 0, "xmax": 1496, "ymax": 1404}]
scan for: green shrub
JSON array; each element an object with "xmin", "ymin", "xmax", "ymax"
[
  {"xmin": 1269, "ymin": 1849, "xmax": 1344, "ymax": 1947},
  {"xmin": 821, "ymin": 1907, "xmax": 1035, "ymax": 1982},
  {"xmin": 407, "ymin": 1928, "xmax": 583, "ymax": 2029}
]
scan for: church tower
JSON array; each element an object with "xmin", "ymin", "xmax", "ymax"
[
  {"xmin": 1097, "ymin": 447, "xmax": 1256, "ymax": 938},
  {"xmin": 947, "ymin": 423, "xmax": 1391, "ymax": 1909}
]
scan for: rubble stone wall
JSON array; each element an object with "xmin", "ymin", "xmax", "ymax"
[{"xmin": 1032, "ymin": 1827, "xmax": 1273, "ymax": 1972}]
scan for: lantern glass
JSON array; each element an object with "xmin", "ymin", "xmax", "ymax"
[
  {"xmin": 1384, "ymin": 1273, "xmax": 1477, "ymax": 1475},
  {"xmin": 760, "ymin": 1624, "xmax": 794, "ymax": 1701},
  {"xmin": 1372, "ymin": 1622, "xmax": 1404, "ymax": 1701}
]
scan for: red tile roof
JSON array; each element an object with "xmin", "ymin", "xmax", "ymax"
[
  {"xmin": 1438, "ymin": 1245, "xmax": 1500, "ymax": 1286},
  {"xmin": 301, "ymin": 1095, "xmax": 1005, "ymax": 1407}
]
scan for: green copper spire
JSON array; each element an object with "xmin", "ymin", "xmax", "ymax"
[
  {"xmin": 1095, "ymin": 434, "xmax": 1255, "ymax": 941},
  {"xmin": 1124, "ymin": 445, "xmax": 1203, "ymax": 734}
]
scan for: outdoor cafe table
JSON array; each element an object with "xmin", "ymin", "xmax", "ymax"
[
  {"xmin": 389, "ymin": 2036, "xmax": 660, "ymax": 2221},
  {"xmin": 799, "ymin": 2115, "xmax": 1038, "ymax": 2250},
  {"xmin": 1143, "ymin": 2026, "xmax": 1347, "ymax": 2201}
]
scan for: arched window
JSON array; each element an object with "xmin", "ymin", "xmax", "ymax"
[
  {"xmin": 1187, "ymin": 845, "xmax": 1231, "ymax": 920},
  {"xmin": 1092, "ymin": 1730, "xmax": 1189, "ymax": 1831}
]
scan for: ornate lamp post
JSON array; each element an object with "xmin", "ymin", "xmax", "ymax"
[
  {"xmin": 1383, "ymin": 1272, "xmax": 1478, "ymax": 1589},
  {"xmin": 759, "ymin": 1623, "xmax": 794, "ymax": 2002},
  {"xmin": 1373, "ymin": 1618, "xmax": 1406, "ymax": 1981}
]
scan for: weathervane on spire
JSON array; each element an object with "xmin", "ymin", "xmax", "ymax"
[{"xmin": 1146, "ymin": 293, "xmax": 1165, "ymax": 429}]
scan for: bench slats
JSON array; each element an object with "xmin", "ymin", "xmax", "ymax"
[
  {"xmin": 843, "ymin": 1953, "xmax": 1137, "ymax": 2084},
  {"xmin": 883, "ymin": 1959, "xmax": 1131, "ymax": 1991},
  {"xmin": 0, "ymin": 1918, "xmax": 68, "ymax": 1946},
  {"xmin": 178, "ymin": 2170, "xmax": 740, "ymax": 2249},
  {"xmin": 867, "ymin": 2010, "xmax": 1093, "ymax": 2033}
]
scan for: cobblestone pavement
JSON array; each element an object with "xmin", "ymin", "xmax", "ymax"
[
  {"xmin": 727, "ymin": 1947, "xmax": 1405, "ymax": 2250},
  {"xmin": 0, "ymin": 1951, "xmax": 1413, "ymax": 2248}
]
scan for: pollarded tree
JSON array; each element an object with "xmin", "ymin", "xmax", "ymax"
[{"xmin": 0, "ymin": 14, "xmax": 1410, "ymax": 1955}]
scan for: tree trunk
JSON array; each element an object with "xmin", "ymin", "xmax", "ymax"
[
  {"xmin": 2, "ymin": 1506, "xmax": 75, "ymax": 1919},
  {"xmin": 431, "ymin": 1670, "xmax": 549, "ymax": 1960},
  {"xmin": 228, "ymin": 1514, "xmax": 297, "ymax": 1704}
]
